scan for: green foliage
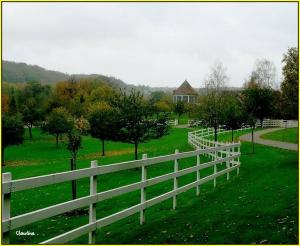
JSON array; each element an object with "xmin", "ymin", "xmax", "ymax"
[
  {"xmin": 281, "ymin": 47, "xmax": 298, "ymax": 119},
  {"xmin": 2, "ymin": 113, "xmax": 24, "ymax": 149},
  {"xmin": 111, "ymin": 89, "xmax": 169, "ymax": 160},
  {"xmin": 242, "ymin": 83, "xmax": 275, "ymax": 126},
  {"xmin": 173, "ymin": 101, "xmax": 185, "ymax": 119},
  {"xmin": 222, "ymin": 95, "xmax": 246, "ymax": 140},
  {"xmin": 19, "ymin": 81, "xmax": 52, "ymax": 138},
  {"xmin": 66, "ymin": 129, "xmax": 82, "ymax": 162},
  {"xmin": 88, "ymin": 103, "xmax": 118, "ymax": 156},
  {"xmin": 42, "ymin": 107, "xmax": 74, "ymax": 148}
]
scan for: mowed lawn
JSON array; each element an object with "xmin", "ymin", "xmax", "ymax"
[
  {"xmin": 2, "ymin": 127, "xmax": 298, "ymax": 244},
  {"xmin": 261, "ymin": 127, "xmax": 298, "ymax": 144}
]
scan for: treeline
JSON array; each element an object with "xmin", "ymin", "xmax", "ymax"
[{"xmin": 2, "ymin": 77, "xmax": 175, "ymax": 165}]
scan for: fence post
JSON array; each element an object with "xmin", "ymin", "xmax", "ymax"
[
  {"xmin": 89, "ymin": 160, "xmax": 98, "ymax": 244},
  {"xmin": 237, "ymin": 142, "xmax": 240, "ymax": 176},
  {"xmin": 173, "ymin": 149, "xmax": 179, "ymax": 209},
  {"xmin": 214, "ymin": 143, "xmax": 217, "ymax": 188},
  {"xmin": 2, "ymin": 172, "xmax": 11, "ymax": 244},
  {"xmin": 226, "ymin": 143, "xmax": 230, "ymax": 181},
  {"xmin": 140, "ymin": 154, "xmax": 147, "ymax": 225},
  {"xmin": 196, "ymin": 147, "xmax": 200, "ymax": 196}
]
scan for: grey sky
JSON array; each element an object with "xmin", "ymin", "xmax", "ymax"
[{"xmin": 3, "ymin": 2, "xmax": 298, "ymax": 88}]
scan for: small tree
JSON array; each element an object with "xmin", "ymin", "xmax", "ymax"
[
  {"xmin": 2, "ymin": 113, "xmax": 24, "ymax": 165},
  {"xmin": 42, "ymin": 107, "xmax": 73, "ymax": 148},
  {"xmin": 242, "ymin": 82, "xmax": 275, "ymax": 127},
  {"xmin": 202, "ymin": 61, "xmax": 228, "ymax": 141},
  {"xmin": 222, "ymin": 95, "xmax": 246, "ymax": 141},
  {"xmin": 88, "ymin": 103, "xmax": 117, "ymax": 156},
  {"xmin": 19, "ymin": 81, "xmax": 51, "ymax": 139},
  {"xmin": 173, "ymin": 101, "xmax": 185, "ymax": 123},
  {"xmin": 112, "ymin": 89, "xmax": 169, "ymax": 160},
  {"xmin": 66, "ymin": 129, "xmax": 81, "ymax": 200}
]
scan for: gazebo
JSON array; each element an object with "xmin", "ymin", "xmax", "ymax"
[{"xmin": 173, "ymin": 80, "xmax": 198, "ymax": 103}]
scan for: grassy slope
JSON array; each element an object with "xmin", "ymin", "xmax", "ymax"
[
  {"xmin": 261, "ymin": 127, "xmax": 298, "ymax": 144},
  {"xmin": 3, "ymin": 128, "xmax": 298, "ymax": 244}
]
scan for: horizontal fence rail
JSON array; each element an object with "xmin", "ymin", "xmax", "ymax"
[
  {"xmin": 2, "ymin": 143, "xmax": 240, "ymax": 244},
  {"xmin": 255, "ymin": 119, "xmax": 298, "ymax": 128}
]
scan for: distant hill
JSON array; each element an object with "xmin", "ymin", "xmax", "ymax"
[
  {"xmin": 2, "ymin": 60, "xmax": 133, "ymax": 90},
  {"xmin": 2, "ymin": 60, "xmax": 242, "ymax": 94},
  {"xmin": 2, "ymin": 61, "xmax": 69, "ymax": 83}
]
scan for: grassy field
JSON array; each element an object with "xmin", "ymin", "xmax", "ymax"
[
  {"xmin": 261, "ymin": 127, "xmax": 298, "ymax": 144},
  {"xmin": 3, "ymin": 127, "xmax": 298, "ymax": 244}
]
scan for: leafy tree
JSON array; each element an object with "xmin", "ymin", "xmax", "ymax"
[
  {"xmin": 153, "ymin": 101, "xmax": 172, "ymax": 118},
  {"xmin": 173, "ymin": 101, "xmax": 185, "ymax": 123},
  {"xmin": 242, "ymin": 82, "xmax": 275, "ymax": 127},
  {"xmin": 8, "ymin": 95, "xmax": 17, "ymax": 114},
  {"xmin": 2, "ymin": 113, "xmax": 24, "ymax": 165},
  {"xmin": 88, "ymin": 103, "xmax": 117, "ymax": 156},
  {"xmin": 66, "ymin": 129, "xmax": 81, "ymax": 200},
  {"xmin": 202, "ymin": 61, "xmax": 228, "ymax": 141},
  {"xmin": 222, "ymin": 95, "xmax": 245, "ymax": 141},
  {"xmin": 281, "ymin": 47, "xmax": 298, "ymax": 119},
  {"xmin": 42, "ymin": 107, "xmax": 74, "ymax": 148},
  {"xmin": 251, "ymin": 59, "xmax": 277, "ymax": 88},
  {"xmin": 2, "ymin": 94, "xmax": 9, "ymax": 114},
  {"xmin": 111, "ymin": 89, "xmax": 169, "ymax": 160},
  {"xmin": 19, "ymin": 81, "xmax": 51, "ymax": 139}
]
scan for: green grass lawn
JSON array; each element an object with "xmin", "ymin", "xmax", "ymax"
[
  {"xmin": 261, "ymin": 127, "xmax": 298, "ymax": 144},
  {"xmin": 3, "ymin": 127, "xmax": 298, "ymax": 244}
]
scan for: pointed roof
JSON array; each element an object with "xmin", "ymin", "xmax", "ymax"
[{"xmin": 173, "ymin": 80, "xmax": 198, "ymax": 95}]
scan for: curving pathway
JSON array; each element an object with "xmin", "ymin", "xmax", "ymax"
[{"xmin": 239, "ymin": 128, "xmax": 298, "ymax": 151}]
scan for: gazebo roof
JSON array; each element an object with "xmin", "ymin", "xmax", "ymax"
[{"xmin": 173, "ymin": 80, "xmax": 198, "ymax": 96}]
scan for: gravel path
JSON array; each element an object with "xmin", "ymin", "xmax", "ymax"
[{"xmin": 239, "ymin": 128, "xmax": 298, "ymax": 151}]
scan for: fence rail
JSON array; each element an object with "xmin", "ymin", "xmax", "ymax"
[
  {"xmin": 167, "ymin": 119, "xmax": 178, "ymax": 126},
  {"xmin": 255, "ymin": 119, "xmax": 298, "ymax": 128},
  {"xmin": 2, "ymin": 142, "xmax": 240, "ymax": 244}
]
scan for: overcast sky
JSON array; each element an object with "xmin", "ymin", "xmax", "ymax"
[{"xmin": 3, "ymin": 2, "xmax": 298, "ymax": 88}]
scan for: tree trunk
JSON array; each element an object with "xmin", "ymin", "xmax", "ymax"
[
  {"xmin": 102, "ymin": 139, "xmax": 105, "ymax": 156},
  {"xmin": 251, "ymin": 127, "xmax": 255, "ymax": 154},
  {"xmin": 231, "ymin": 128, "xmax": 234, "ymax": 142},
  {"xmin": 134, "ymin": 141, "xmax": 138, "ymax": 160},
  {"xmin": 260, "ymin": 118, "xmax": 263, "ymax": 128},
  {"xmin": 214, "ymin": 127, "xmax": 218, "ymax": 141},
  {"xmin": 56, "ymin": 134, "xmax": 59, "ymax": 148},
  {"xmin": 28, "ymin": 124, "xmax": 33, "ymax": 139},
  {"xmin": 70, "ymin": 158, "xmax": 77, "ymax": 200}
]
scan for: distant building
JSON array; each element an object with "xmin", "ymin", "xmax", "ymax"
[{"xmin": 173, "ymin": 80, "xmax": 198, "ymax": 103}]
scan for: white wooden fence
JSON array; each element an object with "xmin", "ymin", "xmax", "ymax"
[
  {"xmin": 167, "ymin": 119, "xmax": 178, "ymax": 126},
  {"xmin": 2, "ymin": 144, "xmax": 240, "ymax": 244},
  {"xmin": 255, "ymin": 119, "xmax": 298, "ymax": 128}
]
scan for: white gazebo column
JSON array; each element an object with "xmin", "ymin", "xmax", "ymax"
[{"xmin": 188, "ymin": 95, "xmax": 190, "ymax": 103}]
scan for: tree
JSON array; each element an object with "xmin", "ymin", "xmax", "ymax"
[
  {"xmin": 66, "ymin": 129, "xmax": 81, "ymax": 200},
  {"xmin": 88, "ymin": 103, "xmax": 117, "ymax": 156},
  {"xmin": 42, "ymin": 107, "xmax": 74, "ymax": 148},
  {"xmin": 111, "ymin": 89, "xmax": 169, "ymax": 160},
  {"xmin": 202, "ymin": 61, "xmax": 228, "ymax": 141},
  {"xmin": 242, "ymin": 82, "xmax": 275, "ymax": 127},
  {"xmin": 252, "ymin": 59, "xmax": 277, "ymax": 88},
  {"xmin": 173, "ymin": 101, "xmax": 185, "ymax": 123},
  {"xmin": 281, "ymin": 47, "xmax": 298, "ymax": 119},
  {"xmin": 19, "ymin": 81, "xmax": 51, "ymax": 139},
  {"xmin": 222, "ymin": 95, "xmax": 245, "ymax": 141},
  {"xmin": 2, "ymin": 113, "xmax": 24, "ymax": 165}
]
